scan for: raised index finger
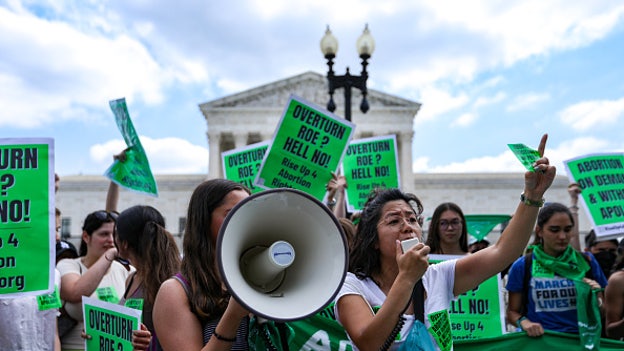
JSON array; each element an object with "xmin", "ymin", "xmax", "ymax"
[{"xmin": 537, "ymin": 134, "xmax": 548, "ymax": 157}]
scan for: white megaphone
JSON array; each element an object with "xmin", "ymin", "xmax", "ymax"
[{"xmin": 217, "ymin": 188, "xmax": 348, "ymax": 322}]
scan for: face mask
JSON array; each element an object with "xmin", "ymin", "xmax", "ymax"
[{"xmin": 593, "ymin": 251, "xmax": 616, "ymax": 277}]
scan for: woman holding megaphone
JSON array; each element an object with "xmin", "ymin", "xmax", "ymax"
[
  {"xmin": 335, "ymin": 134, "xmax": 555, "ymax": 351},
  {"xmin": 152, "ymin": 179, "xmax": 252, "ymax": 351}
]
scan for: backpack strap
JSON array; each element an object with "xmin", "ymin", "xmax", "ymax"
[
  {"xmin": 412, "ymin": 279, "xmax": 425, "ymax": 323},
  {"xmin": 521, "ymin": 252, "xmax": 532, "ymax": 317}
]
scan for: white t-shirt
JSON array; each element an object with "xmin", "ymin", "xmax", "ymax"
[
  {"xmin": 0, "ymin": 269, "xmax": 61, "ymax": 351},
  {"xmin": 335, "ymin": 259, "xmax": 457, "ymax": 351},
  {"xmin": 56, "ymin": 258, "xmax": 132, "ymax": 350}
]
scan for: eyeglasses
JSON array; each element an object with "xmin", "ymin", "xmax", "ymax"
[
  {"xmin": 440, "ymin": 219, "xmax": 462, "ymax": 230},
  {"xmin": 379, "ymin": 214, "xmax": 420, "ymax": 228},
  {"xmin": 92, "ymin": 210, "xmax": 119, "ymax": 222}
]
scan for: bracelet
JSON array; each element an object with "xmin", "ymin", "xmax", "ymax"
[
  {"xmin": 327, "ymin": 198, "xmax": 336, "ymax": 207},
  {"xmin": 516, "ymin": 316, "xmax": 527, "ymax": 328},
  {"xmin": 104, "ymin": 254, "xmax": 114, "ymax": 262},
  {"xmin": 520, "ymin": 193, "xmax": 545, "ymax": 207},
  {"xmin": 213, "ymin": 330, "xmax": 236, "ymax": 342}
]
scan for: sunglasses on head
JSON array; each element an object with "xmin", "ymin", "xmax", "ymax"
[{"xmin": 92, "ymin": 210, "xmax": 119, "ymax": 221}]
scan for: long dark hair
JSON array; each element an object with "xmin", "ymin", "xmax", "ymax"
[
  {"xmin": 181, "ymin": 179, "xmax": 250, "ymax": 323},
  {"xmin": 349, "ymin": 188, "xmax": 423, "ymax": 280},
  {"xmin": 115, "ymin": 205, "xmax": 180, "ymax": 307},
  {"xmin": 425, "ymin": 202, "xmax": 468, "ymax": 254}
]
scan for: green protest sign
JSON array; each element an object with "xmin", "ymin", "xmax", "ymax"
[
  {"xmin": 222, "ymin": 141, "xmax": 269, "ymax": 194},
  {"xmin": 564, "ymin": 153, "xmax": 624, "ymax": 238},
  {"xmin": 464, "ymin": 215, "xmax": 511, "ymax": 241},
  {"xmin": 342, "ymin": 135, "xmax": 400, "ymax": 212},
  {"xmin": 508, "ymin": 143, "xmax": 541, "ymax": 172},
  {"xmin": 83, "ymin": 296, "xmax": 141, "ymax": 351},
  {"xmin": 37, "ymin": 284, "xmax": 62, "ymax": 310},
  {"xmin": 430, "ymin": 254, "xmax": 506, "ymax": 342},
  {"xmin": 124, "ymin": 298, "xmax": 144, "ymax": 313},
  {"xmin": 0, "ymin": 138, "xmax": 55, "ymax": 298},
  {"xmin": 255, "ymin": 95, "xmax": 354, "ymax": 201},
  {"xmin": 105, "ymin": 98, "xmax": 158, "ymax": 197},
  {"xmin": 287, "ymin": 302, "xmax": 352, "ymax": 351},
  {"xmin": 428, "ymin": 309, "xmax": 453, "ymax": 351}
]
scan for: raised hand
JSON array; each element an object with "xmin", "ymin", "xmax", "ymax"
[{"xmin": 523, "ymin": 134, "xmax": 556, "ymax": 201}]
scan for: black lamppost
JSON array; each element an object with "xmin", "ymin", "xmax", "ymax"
[{"xmin": 320, "ymin": 24, "xmax": 375, "ymax": 122}]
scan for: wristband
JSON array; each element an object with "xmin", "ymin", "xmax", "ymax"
[
  {"xmin": 520, "ymin": 193, "xmax": 545, "ymax": 207},
  {"xmin": 213, "ymin": 330, "xmax": 236, "ymax": 342},
  {"xmin": 516, "ymin": 316, "xmax": 527, "ymax": 328}
]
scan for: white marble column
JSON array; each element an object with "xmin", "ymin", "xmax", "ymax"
[
  {"xmin": 234, "ymin": 132, "xmax": 248, "ymax": 149},
  {"xmin": 208, "ymin": 131, "xmax": 221, "ymax": 178},
  {"xmin": 399, "ymin": 131, "xmax": 414, "ymax": 189}
]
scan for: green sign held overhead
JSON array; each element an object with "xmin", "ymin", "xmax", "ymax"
[
  {"xmin": 564, "ymin": 152, "xmax": 624, "ymax": 239},
  {"xmin": 105, "ymin": 98, "xmax": 158, "ymax": 197},
  {"xmin": 222, "ymin": 141, "xmax": 269, "ymax": 194},
  {"xmin": 83, "ymin": 296, "xmax": 141, "ymax": 351},
  {"xmin": 0, "ymin": 138, "xmax": 55, "ymax": 298},
  {"xmin": 255, "ymin": 95, "xmax": 354, "ymax": 201},
  {"xmin": 508, "ymin": 143, "xmax": 541, "ymax": 172},
  {"xmin": 342, "ymin": 135, "xmax": 400, "ymax": 212}
]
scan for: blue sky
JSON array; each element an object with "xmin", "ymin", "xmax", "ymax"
[{"xmin": 1, "ymin": 1, "xmax": 623, "ymax": 177}]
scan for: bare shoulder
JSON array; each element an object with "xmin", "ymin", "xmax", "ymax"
[
  {"xmin": 607, "ymin": 270, "xmax": 624, "ymax": 286},
  {"xmin": 155, "ymin": 277, "xmax": 187, "ymax": 304}
]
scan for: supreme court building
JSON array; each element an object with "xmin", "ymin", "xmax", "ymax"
[{"xmin": 56, "ymin": 72, "xmax": 582, "ymax": 245}]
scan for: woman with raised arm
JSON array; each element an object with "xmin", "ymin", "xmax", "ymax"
[{"xmin": 335, "ymin": 134, "xmax": 555, "ymax": 350}]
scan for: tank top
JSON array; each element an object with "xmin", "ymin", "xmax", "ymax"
[{"xmin": 173, "ymin": 273, "xmax": 249, "ymax": 350}]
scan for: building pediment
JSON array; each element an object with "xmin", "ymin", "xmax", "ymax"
[{"xmin": 199, "ymin": 71, "xmax": 421, "ymax": 112}]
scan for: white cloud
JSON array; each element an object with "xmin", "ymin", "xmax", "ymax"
[
  {"xmin": 425, "ymin": 152, "xmax": 525, "ymax": 173},
  {"xmin": 0, "ymin": 6, "xmax": 207, "ymax": 128},
  {"xmin": 474, "ymin": 92, "xmax": 506, "ymax": 108},
  {"xmin": 451, "ymin": 113, "xmax": 477, "ymax": 127},
  {"xmin": 506, "ymin": 92, "xmax": 550, "ymax": 112},
  {"xmin": 412, "ymin": 136, "xmax": 620, "ymax": 174},
  {"xmin": 559, "ymin": 97, "xmax": 624, "ymax": 131},
  {"xmin": 412, "ymin": 156, "xmax": 432, "ymax": 173},
  {"xmin": 546, "ymin": 136, "xmax": 620, "ymax": 176},
  {"xmin": 414, "ymin": 86, "xmax": 470, "ymax": 124},
  {"xmin": 90, "ymin": 137, "xmax": 208, "ymax": 174},
  {"xmin": 420, "ymin": 1, "xmax": 624, "ymax": 65}
]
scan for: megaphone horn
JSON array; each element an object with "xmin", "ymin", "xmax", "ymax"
[{"xmin": 217, "ymin": 188, "xmax": 348, "ymax": 322}]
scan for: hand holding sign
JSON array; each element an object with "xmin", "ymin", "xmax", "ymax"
[
  {"xmin": 105, "ymin": 98, "xmax": 158, "ymax": 197},
  {"xmin": 521, "ymin": 134, "xmax": 556, "ymax": 202}
]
